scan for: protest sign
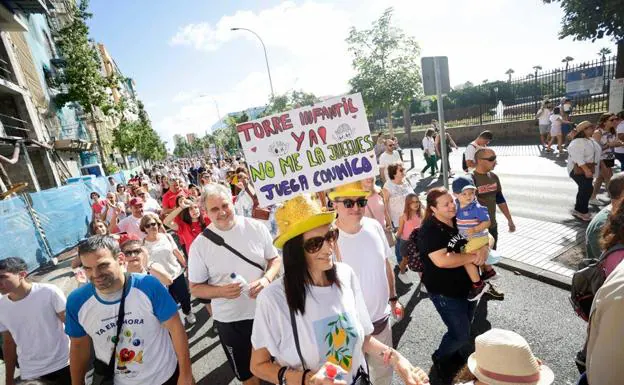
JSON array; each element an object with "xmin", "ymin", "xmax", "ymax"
[{"xmin": 237, "ymin": 93, "xmax": 377, "ymax": 207}]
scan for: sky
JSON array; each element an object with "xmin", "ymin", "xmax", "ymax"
[{"xmin": 86, "ymin": 0, "xmax": 615, "ymax": 151}]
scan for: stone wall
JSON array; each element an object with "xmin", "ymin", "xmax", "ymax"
[{"xmin": 385, "ymin": 112, "xmax": 605, "ymax": 147}]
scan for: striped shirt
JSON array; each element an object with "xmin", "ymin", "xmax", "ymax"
[{"xmin": 455, "ymin": 199, "xmax": 490, "ymax": 238}]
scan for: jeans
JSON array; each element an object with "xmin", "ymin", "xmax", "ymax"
[
  {"xmin": 395, "ymin": 238, "xmax": 404, "ymax": 264},
  {"xmin": 421, "ymin": 154, "xmax": 438, "ymax": 175},
  {"xmin": 570, "ymin": 171, "xmax": 593, "ymax": 214},
  {"xmin": 429, "ymin": 293, "xmax": 476, "ymax": 360},
  {"xmin": 169, "ymin": 274, "xmax": 192, "ymax": 315}
]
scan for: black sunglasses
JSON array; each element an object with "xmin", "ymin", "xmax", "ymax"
[
  {"xmin": 335, "ymin": 198, "xmax": 368, "ymax": 208},
  {"xmin": 480, "ymin": 155, "xmax": 497, "ymax": 162},
  {"xmin": 303, "ymin": 228, "xmax": 339, "ymax": 253},
  {"xmin": 123, "ymin": 249, "xmax": 142, "ymax": 257},
  {"xmin": 145, "ymin": 222, "xmax": 158, "ymax": 229}
]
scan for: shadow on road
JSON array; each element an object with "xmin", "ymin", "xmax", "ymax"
[
  {"xmin": 392, "ymin": 280, "xmax": 427, "ymax": 348},
  {"xmin": 197, "ymin": 361, "xmax": 235, "ymax": 385}
]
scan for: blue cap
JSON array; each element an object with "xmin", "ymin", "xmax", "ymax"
[{"xmin": 452, "ymin": 176, "xmax": 476, "ymax": 194}]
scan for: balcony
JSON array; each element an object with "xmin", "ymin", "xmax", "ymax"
[{"xmin": 7, "ymin": 0, "xmax": 52, "ymax": 15}]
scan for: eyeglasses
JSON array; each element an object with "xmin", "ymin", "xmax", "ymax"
[
  {"xmin": 123, "ymin": 249, "xmax": 142, "ymax": 257},
  {"xmin": 335, "ymin": 198, "xmax": 368, "ymax": 208},
  {"xmin": 145, "ymin": 222, "xmax": 158, "ymax": 229},
  {"xmin": 303, "ymin": 228, "xmax": 339, "ymax": 253},
  {"xmin": 479, "ymin": 155, "xmax": 497, "ymax": 162}
]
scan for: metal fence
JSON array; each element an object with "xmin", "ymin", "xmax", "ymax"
[{"xmin": 409, "ymin": 56, "xmax": 618, "ymax": 128}]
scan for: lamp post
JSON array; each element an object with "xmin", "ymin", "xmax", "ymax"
[{"xmin": 231, "ymin": 27, "xmax": 275, "ymax": 99}]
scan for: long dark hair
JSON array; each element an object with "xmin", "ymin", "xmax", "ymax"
[
  {"xmin": 424, "ymin": 187, "xmax": 450, "ymax": 221},
  {"xmin": 283, "ymin": 234, "xmax": 341, "ymax": 315},
  {"xmin": 181, "ymin": 206, "xmax": 207, "ymax": 229}
]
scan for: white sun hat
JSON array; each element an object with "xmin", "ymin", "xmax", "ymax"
[{"xmin": 467, "ymin": 329, "xmax": 554, "ymax": 385}]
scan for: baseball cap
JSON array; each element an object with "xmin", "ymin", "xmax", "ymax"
[
  {"xmin": 452, "ymin": 176, "xmax": 476, "ymax": 194},
  {"xmin": 129, "ymin": 197, "xmax": 144, "ymax": 207}
]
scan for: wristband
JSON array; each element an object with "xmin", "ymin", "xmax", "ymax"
[
  {"xmin": 277, "ymin": 366, "xmax": 288, "ymax": 385},
  {"xmin": 388, "ymin": 296, "xmax": 398, "ymax": 302},
  {"xmin": 302, "ymin": 369, "xmax": 310, "ymax": 385}
]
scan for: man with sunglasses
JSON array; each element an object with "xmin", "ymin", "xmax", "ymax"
[
  {"xmin": 330, "ymin": 182, "xmax": 401, "ymax": 385},
  {"xmin": 472, "ymin": 149, "xmax": 516, "ymax": 284},
  {"xmin": 379, "ymin": 139, "xmax": 402, "ymax": 183}
]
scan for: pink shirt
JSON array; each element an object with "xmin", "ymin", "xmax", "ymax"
[
  {"xmin": 401, "ymin": 214, "xmax": 422, "ymax": 240},
  {"xmin": 364, "ymin": 192, "xmax": 386, "ymax": 228}
]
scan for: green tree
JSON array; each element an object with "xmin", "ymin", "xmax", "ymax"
[
  {"xmin": 346, "ymin": 7, "xmax": 422, "ymax": 140},
  {"xmin": 263, "ymin": 90, "xmax": 319, "ymax": 116},
  {"xmin": 545, "ymin": 0, "xmax": 623, "ymax": 78},
  {"xmin": 53, "ymin": 0, "xmax": 114, "ymax": 166},
  {"xmin": 173, "ymin": 136, "xmax": 191, "ymax": 158},
  {"xmin": 599, "ymin": 47, "xmax": 612, "ymax": 62}
]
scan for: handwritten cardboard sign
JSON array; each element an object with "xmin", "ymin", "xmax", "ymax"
[{"xmin": 237, "ymin": 93, "xmax": 377, "ymax": 207}]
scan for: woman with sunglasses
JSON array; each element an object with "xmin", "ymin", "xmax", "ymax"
[
  {"xmin": 121, "ymin": 239, "xmax": 173, "ymax": 287},
  {"xmin": 361, "ymin": 177, "xmax": 392, "ymax": 229},
  {"xmin": 383, "ymin": 161, "xmax": 414, "ymax": 266},
  {"xmin": 590, "ymin": 113, "xmax": 620, "ymax": 206},
  {"xmin": 141, "ymin": 213, "xmax": 196, "ymax": 324},
  {"xmin": 250, "ymin": 194, "xmax": 429, "ymax": 385}
]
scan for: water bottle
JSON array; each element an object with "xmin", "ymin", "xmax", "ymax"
[
  {"xmin": 392, "ymin": 306, "xmax": 403, "ymax": 322},
  {"xmin": 230, "ymin": 273, "xmax": 249, "ymax": 297}
]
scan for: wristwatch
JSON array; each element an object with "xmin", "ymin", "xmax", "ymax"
[{"xmin": 388, "ymin": 296, "xmax": 399, "ymax": 303}]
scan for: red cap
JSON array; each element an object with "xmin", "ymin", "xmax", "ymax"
[
  {"xmin": 129, "ymin": 197, "xmax": 144, "ymax": 207},
  {"xmin": 118, "ymin": 233, "xmax": 140, "ymax": 247}
]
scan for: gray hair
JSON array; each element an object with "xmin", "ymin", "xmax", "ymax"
[
  {"xmin": 78, "ymin": 235, "xmax": 121, "ymax": 259},
  {"xmin": 201, "ymin": 183, "xmax": 233, "ymax": 207}
]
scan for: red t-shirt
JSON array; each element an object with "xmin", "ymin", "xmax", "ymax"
[
  {"xmin": 162, "ymin": 189, "xmax": 187, "ymax": 210},
  {"xmin": 92, "ymin": 199, "xmax": 106, "ymax": 214},
  {"xmin": 174, "ymin": 215, "xmax": 211, "ymax": 254}
]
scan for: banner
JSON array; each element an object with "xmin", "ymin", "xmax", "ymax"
[
  {"xmin": 566, "ymin": 66, "xmax": 604, "ymax": 97},
  {"xmin": 609, "ymin": 78, "xmax": 624, "ymax": 113},
  {"xmin": 237, "ymin": 93, "xmax": 377, "ymax": 207}
]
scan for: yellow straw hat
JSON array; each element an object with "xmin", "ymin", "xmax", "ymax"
[
  {"xmin": 273, "ymin": 194, "xmax": 336, "ymax": 249},
  {"xmin": 327, "ymin": 181, "xmax": 369, "ymax": 200}
]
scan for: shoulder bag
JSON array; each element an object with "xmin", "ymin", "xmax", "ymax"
[
  {"xmin": 201, "ymin": 228, "xmax": 265, "ymax": 272},
  {"xmin": 290, "ymin": 309, "xmax": 371, "ymax": 385},
  {"xmin": 244, "ymin": 183, "xmax": 271, "ymax": 220},
  {"xmin": 92, "ymin": 272, "xmax": 131, "ymax": 385}
]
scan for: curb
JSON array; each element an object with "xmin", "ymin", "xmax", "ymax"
[{"xmin": 497, "ymin": 257, "xmax": 572, "ymax": 290}]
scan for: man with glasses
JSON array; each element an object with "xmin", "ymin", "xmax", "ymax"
[
  {"xmin": 472, "ymin": 148, "xmax": 516, "ymax": 285},
  {"xmin": 330, "ymin": 182, "xmax": 401, "ymax": 385},
  {"xmin": 188, "ymin": 184, "xmax": 281, "ymax": 385},
  {"xmin": 379, "ymin": 139, "xmax": 402, "ymax": 183},
  {"xmin": 463, "ymin": 130, "xmax": 493, "ymax": 172}
]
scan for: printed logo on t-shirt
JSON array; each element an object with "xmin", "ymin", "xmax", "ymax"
[
  {"xmin": 477, "ymin": 183, "xmax": 498, "ymax": 194},
  {"xmin": 114, "ymin": 326, "xmax": 145, "ymax": 378},
  {"xmin": 447, "ymin": 233, "xmax": 468, "ymax": 253},
  {"xmin": 313, "ymin": 313, "xmax": 358, "ymax": 371}
]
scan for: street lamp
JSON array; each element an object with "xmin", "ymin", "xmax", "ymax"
[{"xmin": 231, "ymin": 27, "xmax": 275, "ymax": 99}]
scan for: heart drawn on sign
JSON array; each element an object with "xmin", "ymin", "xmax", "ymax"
[
  {"xmin": 250, "ymin": 146, "xmax": 257, "ymax": 152},
  {"xmin": 317, "ymin": 126, "xmax": 327, "ymax": 143}
]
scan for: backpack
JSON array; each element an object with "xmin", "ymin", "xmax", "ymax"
[
  {"xmin": 570, "ymin": 244, "xmax": 624, "ymax": 321},
  {"xmin": 462, "ymin": 143, "xmax": 477, "ymax": 172}
]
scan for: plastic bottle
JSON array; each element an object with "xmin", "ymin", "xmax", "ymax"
[
  {"xmin": 392, "ymin": 306, "xmax": 403, "ymax": 322},
  {"xmin": 325, "ymin": 364, "xmax": 337, "ymax": 380},
  {"xmin": 230, "ymin": 273, "xmax": 249, "ymax": 297}
]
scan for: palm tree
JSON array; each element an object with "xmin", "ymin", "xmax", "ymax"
[
  {"xmin": 505, "ymin": 68, "xmax": 515, "ymax": 82},
  {"xmin": 562, "ymin": 56, "xmax": 574, "ymax": 72},
  {"xmin": 482, "ymin": 79, "xmax": 489, "ymax": 84},
  {"xmin": 598, "ymin": 47, "xmax": 612, "ymax": 62}
]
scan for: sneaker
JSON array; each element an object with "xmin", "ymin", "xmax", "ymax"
[
  {"xmin": 485, "ymin": 283, "xmax": 505, "ymax": 300},
  {"xmin": 589, "ymin": 198, "xmax": 606, "ymax": 206},
  {"xmin": 185, "ymin": 313, "xmax": 197, "ymax": 325},
  {"xmin": 467, "ymin": 281, "xmax": 486, "ymax": 301},
  {"xmin": 481, "ymin": 268, "xmax": 497, "ymax": 281},
  {"xmin": 572, "ymin": 210, "xmax": 592, "ymax": 222}
]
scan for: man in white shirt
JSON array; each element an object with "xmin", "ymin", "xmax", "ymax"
[
  {"xmin": 66, "ymin": 236, "xmax": 194, "ymax": 385},
  {"xmin": 0, "ymin": 257, "xmax": 70, "ymax": 385},
  {"xmin": 188, "ymin": 183, "xmax": 281, "ymax": 385},
  {"xmin": 378, "ymin": 139, "xmax": 402, "ymax": 183},
  {"xmin": 110, "ymin": 197, "xmax": 145, "ymax": 239},
  {"xmin": 330, "ymin": 183, "xmax": 402, "ymax": 385},
  {"xmin": 137, "ymin": 189, "xmax": 162, "ymax": 214},
  {"xmin": 463, "ymin": 130, "xmax": 493, "ymax": 172},
  {"xmin": 107, "ymin": 176, "xmax": 118, "ymax": 193}
]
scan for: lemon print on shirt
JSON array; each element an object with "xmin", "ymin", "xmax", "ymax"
[{"xmin": 313, "ymin": 313, "xmax": 358, "ymax": 371}]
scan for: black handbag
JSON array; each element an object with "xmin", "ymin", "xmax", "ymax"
[
  {"xmin": 91, "ymin": 273, "xmax": 131, "ymax": 385},
  {"xmin": 289, "ymin": 309, "xmax": 371, "ymax": 385}
]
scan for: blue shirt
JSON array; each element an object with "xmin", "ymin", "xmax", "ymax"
[
  {"xmin": 65, "ymin": 274, "xmax": 178, "ymax": 385},
  {"xmin": 455, "ymin": 198, "xmax": 490, "ymax": 238}
]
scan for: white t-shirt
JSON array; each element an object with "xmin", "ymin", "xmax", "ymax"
[
  {"xmin": 383, "ymin": 180, "xmax": 413, "ymax": 227},
  {"xmin": 337, "ymin": 217, "xmax": 391, "ymax": 323},
  {"xmin": 117, "ymin": 215, "xmax": 145, "ymax": 239},
  {"xmin": 65, "ymin": 274, "xmax": 178, "ymax": 385},
  {"xmin": 105, "ymin": 202, "xmax": 126, "ymax": 224},
  {"xmin": 143, "ymin": 234, "xmax": 183, "ymax": 279},
  {"xmin": 0, "ymin": 283, "xmax": 69, "ymax": 379},
  {"xmin": 616, "ymin": 121, "xmax": 624, "ymax": 154},
  {"xmin": 550, "ymin": 114, "xmax": 562, "ymax": 131},
  {"xmin": 142, "ymin": 198, "xmax": 161, "ymax": 214},
  {"xmin": 251, "ymin": 263, "xmax": 374, "ymax": 382},
  {"xmin": 464, "ymin": 141, "xmax": 482, "ymax": 165},
  {"xmin": 378, "ymin": 151, "xmax": 401, "ymax": 180},
  {"xmin": 422, "ymin": 136, "xmax": 436, "ymax": 156},
  {"xmin": 537, "ymin": 108, "xmax": 551, "ymax": 125},
  {"xmin": 188, "ymin": 216, "xmax": 277, "ymax": 322}
]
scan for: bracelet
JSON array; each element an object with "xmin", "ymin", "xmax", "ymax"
[
  {"xmin": 302, "ymin": 369, "xmax": 310, "ymax": 385},
  {"xmin": 277, "ymin": 366, "xmax": 288, "ymax": 385},
  {"xmin": 388, "ymin": 296, "xmax": 398, "ymax": 302}
]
